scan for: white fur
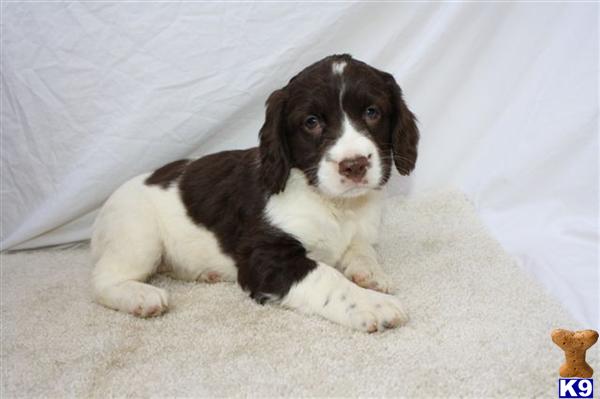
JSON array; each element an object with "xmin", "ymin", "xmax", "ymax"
[
  {"xmin": 339, "ymin": 239, "xmax": 394, "ymax": 293},
  {"xmin": 317, "ymin": 115, "xmax": 382, "ymax": 198},
  {"xmin": 332, "ymin": 61, "xmax": 347, "ymax": 75},
  {"xmin": 281, "ymin": 263, "xmax": 407, "ymax": 332},
  {"xmin": 266, "ymin": 169, "xmax": 382, "ymax": 267},
  {"xmin": 91, "ymin": 174, "xmax": 236, "ymax": 316}
]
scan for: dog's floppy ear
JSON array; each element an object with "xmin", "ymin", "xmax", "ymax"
[
  {"xmin": 259, "ymin": 88, "xmax": 291, "ymax": 194},
  {"xmin": 385, "ymin": 73, "xmax": 419, "ymax": 175}
]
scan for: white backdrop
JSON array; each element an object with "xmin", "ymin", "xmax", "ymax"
[{"xmin": 2, "ymin": 3, "xmax": 598, "ymax": 327}]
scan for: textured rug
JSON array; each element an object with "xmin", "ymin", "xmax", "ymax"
[{"xmin": 1, "ymin": 191, "xmax": 595, "ymax": 398}]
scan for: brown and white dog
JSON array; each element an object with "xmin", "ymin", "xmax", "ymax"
[{"xmin": 91, "ymin": 54, "xmax": 419, "ymax": 333}]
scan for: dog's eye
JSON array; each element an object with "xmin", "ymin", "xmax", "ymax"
[
  {"xmin": 365, "ymin": 106, "xmax": 381, "ymax": 121},
  {"xmin": 304, "ymin": 115, "xmax": 323, "ymax": 134},
  {"xmin": 305, "ymin": 115, "xmax": 319, "ymax": 129}
]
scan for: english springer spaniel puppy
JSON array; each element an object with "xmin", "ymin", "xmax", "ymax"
[{"xmin": 91, "ymin": 54, "xmax": 419, "ymax": 333}]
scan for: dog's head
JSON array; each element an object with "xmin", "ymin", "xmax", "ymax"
[{"xmin": 259, "ymin": 54, "xmax": 419, "ymax": 198}]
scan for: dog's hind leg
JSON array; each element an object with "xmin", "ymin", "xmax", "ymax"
[
  {"xmin": 91, "ymin": 176, "xmax": 168, "ymax": 317},
  {"xmin": 93, "ymin": 257, "xmax": 168, "ymax": 317}
]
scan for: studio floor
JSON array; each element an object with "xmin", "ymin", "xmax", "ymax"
[{"xmin": 1, "ymin": 191, "xmax": 594, "ymax": 397}]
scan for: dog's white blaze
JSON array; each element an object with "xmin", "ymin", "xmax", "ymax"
[
  {"xmin": 330, "ymin": 117, "xmax": 374, "ymax": 160},
  {"xmin": 281, "ymin": 262, "xmax": 408, "ymax": 332},
  {"xmin": 316, "ymin": 114, "xmax": 382, "ymax": 197},
  {"xmin": 332, "ymin": 61, "xmax": 347, "ymax": 75}
]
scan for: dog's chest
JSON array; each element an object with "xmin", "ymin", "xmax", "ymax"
[{"xmin": 264, "ymin": 172, "xmax": 382, "ymax": 266}]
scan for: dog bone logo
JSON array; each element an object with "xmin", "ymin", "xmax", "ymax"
[{"xmin": 551, "ymin": 329, "xmax": 598, "ymax": 378}]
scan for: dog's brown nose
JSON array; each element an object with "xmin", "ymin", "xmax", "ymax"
[{"xmin": 339, "ymin": 156, "xmax": 369, "ymax": 182}]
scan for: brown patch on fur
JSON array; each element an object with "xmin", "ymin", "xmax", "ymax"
[{"xmin": 145, "ymin": 159, "xmax": 189, "ymax": 188}]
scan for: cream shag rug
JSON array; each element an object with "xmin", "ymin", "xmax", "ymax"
[{"xmin": 1, "ymin": 191, "xmax": 594, "ymax": 398}]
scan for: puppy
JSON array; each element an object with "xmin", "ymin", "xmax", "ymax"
[{"xmin": 91, "ymin": 54, "xmax": 419, "ymax": 333}]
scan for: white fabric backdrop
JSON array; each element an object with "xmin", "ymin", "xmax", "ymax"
[{"xmin": 2, "ymin": 3, "xmax": 598, "ymax": 327}]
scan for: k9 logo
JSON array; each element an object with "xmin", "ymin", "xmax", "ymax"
[{"xmin": 558, "ymin": 379, "xmax": 594, "ymax": 398}]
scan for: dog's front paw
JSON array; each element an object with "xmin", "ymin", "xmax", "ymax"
[
  {"xmin": 344, "ymin": 263, "xmax": 394, "ymax": 293},
  {"xmin": 281, "ymin": 263, "xmax": 407, "ymax": 333},
  {"xmin": 346, "ymin": 289, "xmax": 408, "ymax": 333}
]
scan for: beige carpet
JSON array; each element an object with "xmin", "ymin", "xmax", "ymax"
[{"xmin": 1, "ymin": 191, "xmax": 595, "ymax": 398}]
